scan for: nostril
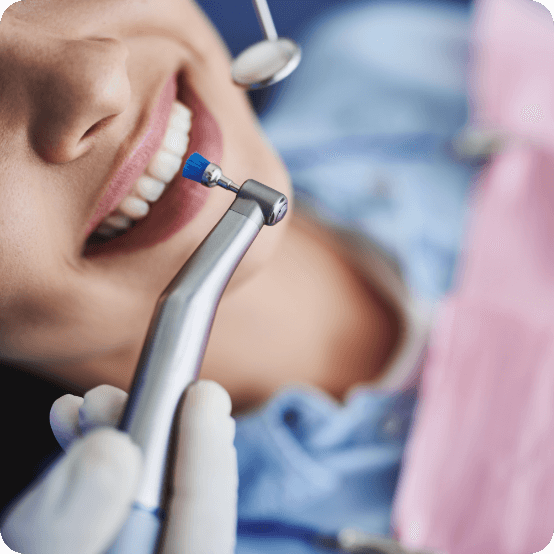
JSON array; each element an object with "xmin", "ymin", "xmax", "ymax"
[
  {"xmin": 81, "ymin": 115, "xmax": 116, "ymax": 140},
  {"xmin": 82, "ymin": 122, "xmax": 100, "ymax": 139}
]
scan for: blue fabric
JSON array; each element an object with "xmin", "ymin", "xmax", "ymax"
[
  {"xmin": 234, "ymin": 2, "xmax": 482, "ymax": 552},
  {"xmin": 235, "ymin": 387, "xmax": 418, "ymax": 552},
  {"xmin": 261, "ymin": 0, "xmax": 480, "ymax": 302}
]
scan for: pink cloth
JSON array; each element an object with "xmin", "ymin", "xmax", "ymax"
[{"xmin": 391, "ymin": 0, "xmax": 554, "ymax": 552}]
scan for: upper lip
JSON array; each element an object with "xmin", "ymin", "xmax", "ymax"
[{"xmin": 83, "ymin": 73, "xmax": 179, "ymax": 240}]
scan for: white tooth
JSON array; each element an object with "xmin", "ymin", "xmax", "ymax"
[
  {"xmin": 163, "ymin": 128, "xmax": 188, "ymax": 157},
  {"xmin": 170, "ymin": 102, "xmax": 192, "ymax": 133},
  {"xmin": 182, "ymin": 133, "xmax": 190, "ymax": 154},
  {"xmin": 95, "ymin": 224, "xmax": 118, "ymax": 237},
  {"xmin": 170, "ymin": 115, "xmax": 192, "ymax": 134},
  {"xmin": 118, "ymin": 196, "xmax": 150, "ymax": 219},
  {"xmin": 146, "ymin": 150, "xmax": 182, "ymax": 182},
  {"xmin": 171, "ymin": 100, "xmax": 192, "ymax": 119},
  {"xmin": 134, "ymin": 175, "xmax": 166, "ymax": 203},
  {"xmin": 104, "ymin": 213, "xmax": 132, "ymax": 229}
]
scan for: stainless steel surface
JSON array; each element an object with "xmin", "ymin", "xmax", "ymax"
[
  {"xmin": 119, "ymin": 209, "xmax": 259, "ymax": 510},
  {"xmin": 252, "ymin": 0, "xmax": 278, "ymax": 41},
  {"xmin": 117, "ymin": 178, "xmax": 288, "ymax": 515},
  {"xmin": 231, "ymin": 0, "xmax": 302, "ymax": 89},
  {"xmin": 338, "ymin": 528, "xmax": 441, "ymax": 554},
  {"xmin": 201, "ymin": 162, "xmax": 287, "ymax": 226},
  {"xmin": 202, "ymin": 162, "xmax": 240, "ymax": 193},
  {"xmin": 231, "ymin": 38, "xmax": 301, "ymax": 89},
  {"xmin": 236, "ymin": 179, "xmax": 287, "ymax": 225}
]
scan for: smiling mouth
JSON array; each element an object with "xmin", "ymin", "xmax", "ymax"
[
  {"xmin": 83, "ymin": 72, "xmax": 221, "ymax": 257},
  {"xmin": 87, "ymin": 98, "xmax": 193, "ymax": 245}
]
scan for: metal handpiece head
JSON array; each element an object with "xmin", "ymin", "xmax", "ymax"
[
  {"xmin": 236, "ymin": 179, "xmax": 287, "ymax": 226},
  {"xmin": 182, "ymin": 153, "xmax": 288, "ymax": 226}
]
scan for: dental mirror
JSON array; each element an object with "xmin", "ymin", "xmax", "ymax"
[{"xmin": 231, "ymin": 0, "xmax": 301, "ymax": 89}]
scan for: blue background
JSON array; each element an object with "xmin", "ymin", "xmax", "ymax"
[{"xmin": 197, "ymin": 0, "xmax": 472, "ymax": 113}]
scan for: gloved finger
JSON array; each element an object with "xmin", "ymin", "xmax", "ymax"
[
  {"xmin": 50, "ymin": 394, "xmax": 85, "ymax": 451},
  {"xmin": 159, "ymin": 380, "xmax": 238, "ymax": 554},
  {"xmin": 1, "ymin": 428, "xmax": 142, "ymax": 554},
  {"xmin": 78, "ymin": 384, "xmax": 128, "ymax": 435},
  {"xmin": 50, "ymin": 385, "xmax": 128, "ymax": 451}
]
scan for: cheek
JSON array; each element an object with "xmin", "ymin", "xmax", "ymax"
[
  {"xmin": 0, "ymin": 163, "xmax": 79, "ymax": 272},
  {"xmin": 0, "ymin": 288, "xmax": 71, "ymax": 362},
  {"xmin": 215, "ymin": 95, "xmax": 292, "ymax": 200},
  {"xmin": 0, "ymin": 275, "xmax": 151, "ymax": 366}
]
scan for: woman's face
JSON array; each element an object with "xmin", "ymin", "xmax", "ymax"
[{"xmin": 0, "ymin": 0, "xmax": 291, "ymax": 390}]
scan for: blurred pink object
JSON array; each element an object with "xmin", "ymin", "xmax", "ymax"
[
  {"xmin": 391, "ymin": 0, "xmax": 554, "ymax": 552},
  {"xmin": 469, "ymin": 0, "xmax": 554, "ymax": 148}
]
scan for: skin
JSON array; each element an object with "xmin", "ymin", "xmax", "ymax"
[{"xmin": 0, "ymin": 0, "xmax": 399, "ymax": 414}]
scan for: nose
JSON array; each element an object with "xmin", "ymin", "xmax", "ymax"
[{"xmin": 29, "ymin": 37, "xmax": 131, "ymax": 164}]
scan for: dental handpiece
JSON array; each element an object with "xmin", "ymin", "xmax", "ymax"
[{"xmin": 105, "ymin": 153, "xmax": 288, "ymax": 554}]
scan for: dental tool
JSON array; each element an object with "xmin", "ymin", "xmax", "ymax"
[
  {"xmin": 231, "ymin": 0, "xmax": 301, "ymax": 89},
  {"xmin": 105, "ymin": 153, "xmax": 288, "ymax": 554}
]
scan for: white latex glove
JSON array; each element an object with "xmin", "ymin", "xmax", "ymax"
[{"xmin": 1, "ymin": 380, "xmax": 238, "ymax": 554}]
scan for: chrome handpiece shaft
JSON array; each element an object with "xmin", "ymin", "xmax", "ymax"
[
  {"xmin": 105, "ymin": 168, "xmax": 287, "ymax": 554},
  {"xmin": 120, "ymin": 209, "xmax": 260, "ymax": 510}
]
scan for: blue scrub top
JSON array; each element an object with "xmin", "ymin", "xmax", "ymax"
[{"xmin": 235, "ymin": 387, "xmax": 418, "ymax": 553}]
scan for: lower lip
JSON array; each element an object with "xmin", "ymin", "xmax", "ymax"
[{"xmin": 84, "ymin": 73, "xmax": 223, "ymax": 257}]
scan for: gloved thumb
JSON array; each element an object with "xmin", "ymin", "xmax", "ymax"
[
  {"xmin": 1, "ymin": 428, "xmax": 142, "ymax": 554},
  {"xmin": 159, "ymin": 380, "xmax": 238, "ymax": 554},
  {"xmin": 50, "ymin": 385, "xmax": 128, "ymax": 451}
]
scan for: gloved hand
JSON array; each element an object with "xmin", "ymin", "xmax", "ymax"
[{"xmin": 0, "ymin": 380, "xmax": 238, "ymax": 554}]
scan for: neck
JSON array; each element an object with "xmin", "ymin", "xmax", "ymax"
[{"xmin": 200, "ymin": 210, "xmax": 401, "ymax": 415}]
